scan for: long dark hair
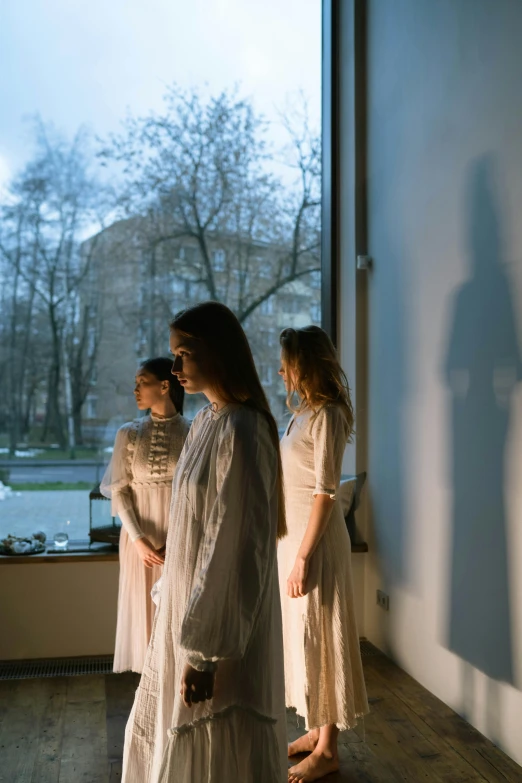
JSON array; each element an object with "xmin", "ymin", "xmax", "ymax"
[
  {"xmin": 139, "ymin": 357, "xmax": 185, "ymax": 415},
  {"xmin": 170, "ymin": 301, "xmax": 287, "ymax": 539}
]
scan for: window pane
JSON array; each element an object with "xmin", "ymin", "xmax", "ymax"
[{"xmin": 0, "ymin": 0, "xmax": 321, "ymax": 540}]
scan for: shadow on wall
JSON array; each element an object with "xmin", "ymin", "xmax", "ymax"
[
  {"xmin": 368, "ymin": 204, "xmax": 408, "ymax": 591},
  {"xmin": 443, "ymin": 155, "xmax": 522, "ymax": 728}
]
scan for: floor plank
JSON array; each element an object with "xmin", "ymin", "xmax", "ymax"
[
  {"xmin": 0, "ymin": 679, "xmax": 65, "ymax": 783},
  {"xmin": 363, "ymin": 655, "xmax": 522, "ymax": 783},
  {"xmin": 1, "ymin": 651, "xmax": 521, "ymax": 782},
  {"xmin": 31, "ymin": 677, "xmax": 68, "ymax": 783},
  {"xmin": 105, "ymin": 673, "xmax": 140, "ymax": 783},
  {"xmin": 0, "ymin": 679, "xmax": 34, "ymax": 783},
  {"xmin": 354, "ymin": 697, "xmax": 459, "ymax": 782},
  {"xmin": 342, "ymin": 738, "xmax": 408, "ymax": 783},
  {"xmin": 361, "ymin": 664, "xmax": 487, "ymax": 783},
  {"xmin": 58, "ymin": 675, "xmax": 108, "ymax": 783}
]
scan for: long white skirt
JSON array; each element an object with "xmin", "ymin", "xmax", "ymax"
[
  {"xmin": 278, "ymin": 501, "xmax": 369, "ymax": 730},
  {"xmin": 114, "ymin": 482, "xmax": 171, "ymax": 674}
]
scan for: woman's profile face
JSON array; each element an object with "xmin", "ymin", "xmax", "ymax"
[
  {"xmin": 278, "ymin": 353, "xmax": 294, "ymax": 392},
  {"xmin": 170, "ymin": 329, "xmax": 212, "ymax": 396},
  {"xmin": 134, "ymin": 370, "xmax": 167, "ymax": 410}
]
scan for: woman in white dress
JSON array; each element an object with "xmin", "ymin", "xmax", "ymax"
[
  {"xmin": 101, "ymin": 357, "xmax": 190, "ymax": 674},
  {"xmin": 122, "ymin": 302, "xmax": 288, "ymax": 783},
  {"xmin": 277, "ymin": 326, "xmax": 369, "ymax": 782}
]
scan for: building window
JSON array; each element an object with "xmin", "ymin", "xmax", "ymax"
[
  {"xmin": 257, "ymin": 258, "xmax": 271, "ymax": 279},
  {"xmin": 87, "ymin": 326, "xmax": 97, "ymax": 356},
  {"xmin": 260, "ymin": 328, "xmax": 276, "ymax": 347},
  {"xmin": 260, "ymin": 365, "xmax": 273, "ymax": 385},
  {"xmin": 86, "ymin": 395, "xmax": 98, "ymax": 419},
  {"xmin": 311, "ymin": 302, "xmax": 321, "ymax": 323},
  {"xmin": 309, "ymin": 270, "xmax": 321, "ymax": 289},
  {"xmin": 213, "ymin": 249, "xmax": 226, "ymax": 271},
  {"xmin": 192, "ymin": 282, "xmax": 207, "ymax": 302},
  {"xmin": 179, "ymin": 245, "xmax": 198, "ymax": 263},
  {"xmin": 260, "ymin": 297, "xmax": 274, "ymax": 316},
  {"xmin": 281, "ymin": 296, "xmax": 306, "ymax": 315},
  {"xmin": 172, "ymin": 278, "xmax": 185, "ymax": 296}
]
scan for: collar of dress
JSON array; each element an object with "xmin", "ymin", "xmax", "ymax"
[
  {"xmin": 209, "ymin": 402, "xmax": 234, "ymax": 420},
  {"xmin": 150, "ymin": 412, "xmax": 180, "ymax": 423}
]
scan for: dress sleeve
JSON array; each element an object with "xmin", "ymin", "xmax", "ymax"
[
  {"xmin": 100, "ymin": 425, "xmax": 144, "ymax": 542},
  {"xmin": 179, "ymin": 409, "xmax": 277, "ymax": 670},
  {"xmin": 311, "ymin": 406, "xmax": 349, "ymax": 499}
]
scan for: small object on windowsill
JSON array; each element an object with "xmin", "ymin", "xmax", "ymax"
[
  {"xmin": 0, "ymin": 533, "xmax": 46, "ymax": 556},
  {"xmin": 0, "ymin": 539, "xmax": 119, "ymax": 564},
  {"xmin": 341, "ymin": 472, "xmax": 368, "ymax": 552},
  {"xmin": 53, "ymin": 519, "xmax": 71, "ymax": 550},
  {"xmin": 53, "ymin": 532, "xmax": 69, "ymax": 550},
  {"xmin": 89, "ymin": 524, "xmax": 120, "ymax": 547}
]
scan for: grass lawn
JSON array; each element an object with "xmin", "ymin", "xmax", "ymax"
[{"xmin": 0, "ymin": 448, "xmax": 99, "ymax": 461}]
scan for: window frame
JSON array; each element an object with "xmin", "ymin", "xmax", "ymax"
[
  {"xmin": 1, "ymin": 3, "xmax": 342, "ymax": 557},
  {"xmin": 321, "ymin": 0, "xmax": 341, "ymax": 345}
]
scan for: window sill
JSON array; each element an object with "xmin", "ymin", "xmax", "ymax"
[
  {"xmin": 0, "ymin": 540, "xmax": 368, "ymax": 564},
  {"xmin": 0, "ymin": 541, "xmax": 118, "ymax": 566}
]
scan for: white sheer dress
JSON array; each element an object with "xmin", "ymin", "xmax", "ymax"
[
  {"xmin": 278, "ymin": 404, "xmax": 369, "ymax": 731},
  {"xmin": 101, "ymin": 412, "xmax": 190, "ymax": 674},
  {"xmin": 121, "ymin": 404, "xmax": 287, "ymax": 783}
]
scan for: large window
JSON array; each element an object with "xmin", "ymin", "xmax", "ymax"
[{"xmin": 0, "ymin": 0, "xmax": 322, "ymax": 542}]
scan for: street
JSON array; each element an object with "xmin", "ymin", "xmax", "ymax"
[
  {"xmin": 0, "ymin": 490, "xmax": 91, "ymax": 540},
  {"xmin": 5, "ymin": 463, "xmax": 104, "ymax": 485}
]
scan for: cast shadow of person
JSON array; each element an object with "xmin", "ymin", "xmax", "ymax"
[{"xmin": 443, "ymin": 154, "xmax": 522, "ymax": 738}]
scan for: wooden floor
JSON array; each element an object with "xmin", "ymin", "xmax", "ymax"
[{"xmin": 1, "ymin": 650, "xmax": 521, "ymax": 783}]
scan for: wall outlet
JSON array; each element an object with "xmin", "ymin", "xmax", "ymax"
[{"xmin": 376, "ymin": 590, "xmax": 390, "ymax": 611}]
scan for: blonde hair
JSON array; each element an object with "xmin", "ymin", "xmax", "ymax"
[
  {"xmin": 171, "ymin": 301, "xmax": 287, "ymax": 539},
  {"xmin": 280, "ymin": 325, "xmax": 355, "ymax": 440}
]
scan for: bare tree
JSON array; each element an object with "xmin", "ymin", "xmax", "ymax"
[
  {"xmin": 0, "ymin": 121, "xmax": 106, "ymax": 454},
  {"xmin": 0, "ymin": 89, "xmax": 321, "ymax": 454},
  {"xmin": 100, "ymin": 85, "xmax": 321, "ymax": 337},
  {"xmin": 0, "ymin": 169, "xmax": 48, "ymax": 454}
]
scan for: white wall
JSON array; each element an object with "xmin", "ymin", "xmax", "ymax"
[
  {"xmin": 0, "ymin": 558, "xmax": 365, "ymax": 661},
  {"xmin": 0, "ymin": 562, "xmax": 119, "ymax": 659},
  {"xmin": 345, "ymin": 0, "xmax": 522, "ymax": 765}
]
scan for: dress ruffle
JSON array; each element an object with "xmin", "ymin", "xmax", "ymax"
[{"xmin": 157, "ymin": 706, "xmax": 283, "ymax": 783}]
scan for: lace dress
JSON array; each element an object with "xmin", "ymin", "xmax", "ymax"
[
  {"xmin": 121, "ymin": 404, "xmax": 287, "ymax": 783},
  {"xmin": 101, "ymin": 412, "xmax": 190, "ymax": 673},
  {"xmin": 277, "ymin": 405, "xmax": 369, "ymax": 730}
]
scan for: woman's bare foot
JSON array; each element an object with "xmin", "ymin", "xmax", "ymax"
[
  {"xmin": 288, "ymin": 749, "xmax": 340, "ymax": 781},
  {"xmin": 288, "ymin": 730, "xmax": 320, "ymax": 757}
]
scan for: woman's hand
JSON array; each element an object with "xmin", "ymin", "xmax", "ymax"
[
  {"xmin": 180, "ymin": 664, "xmax": 215, "ymax": 707},
  {"xmin": 287, "ymin": 556, "xmax": 309, "ymax": 598},
  {"xmin": 134, "ymin": 536, "xmax": 165, "ymax": 568}
]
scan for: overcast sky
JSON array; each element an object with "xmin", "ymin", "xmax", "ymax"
[{"xmin": 0, "ymin": 0, "xmax": 321, "ymax": 187}]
